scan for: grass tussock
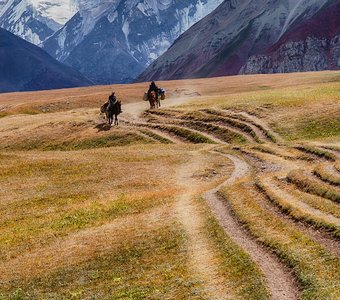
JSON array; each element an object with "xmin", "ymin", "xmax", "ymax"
[
  {"xmin": 256, "ymin": 177, "xmax": 340, "ymax": 238},
  {"xmin": 204, "ymin": 109, "xmax": 277, "ymax": 143},
  {"xmin": 192, "ymin": 110, "xmax": 262, "ymax": 143},
  {"xmin": 335, "ymin": 161, "xmax": 340, "ymax": 173},
  {"xmin": 313, "ymin": 164, "xmax": 340, "ymax": 187},
  {"xmin": 139, "ymin": 129, "xmax": 173, "ymax": 144},
  {"xmin": 181, "ymin": 121, "xmax": 247, "ymax": 144},
  {"xmin": 296, "ymin": 146, "xmax": 336, "ymax": 161},
  {"xmin": 147, "ymin": 124, "xmax": 216, "ymax": 144},
  {"xmin": 220, "ymin": 181, "xmax": 340, "ymax": 300},
  {"xmin": 287, "ymin": 170, "xmax": 340, "ymax": 203}
]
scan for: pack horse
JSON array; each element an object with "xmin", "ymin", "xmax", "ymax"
[{"xmin": 143, "ymin": 81, "xmax": 166, "ymax": 109}]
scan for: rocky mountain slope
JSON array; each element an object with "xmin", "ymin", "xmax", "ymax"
[
  {"xmin": 0, "ymin": 0, "xmax": 78, "ymax": 45},
  {"xmin": 42, "ymin": 0, "xmax": 224, "ymax": 84},
  {"xmin": 0, "ymin": 28, "xmax": 92, "ymax": 93},
  {"xmin": 241, "ymin": 1, "xmax": 340, "ymax": 74},
  {"xmin": 138, "ymin": 0, "xmax": 339, "ymax": 81}
]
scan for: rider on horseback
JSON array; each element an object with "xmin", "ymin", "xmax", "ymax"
[
  {"xmin": 109, "ymin": 91, "xmax": 117, "ymax": 104},
  {"xmin": 108, "ymin": 91, "xmax": 122, "ymax": 114},
  {"xmin": 148, "ymin": 81, "xmax": 159, "ymax": 100}
]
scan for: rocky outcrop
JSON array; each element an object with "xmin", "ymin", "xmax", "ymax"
[
  {"xmin": 241, "ymin": 2, "xmax": 340, "ymax": 74},
  {"xmin": 138, "ymin": 0, "xmax": 338, "ymax": 82},
  {"xmin": 241, "ymin": 36, "xmax": 340, "ymax": 74}
]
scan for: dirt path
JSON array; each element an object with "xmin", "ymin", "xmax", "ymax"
[
  {"xmin": 121, "ymin": 96, "xmax": 195, "ymax": 122},
  {"xmin": 204, "ymin": 153, "xmax": 299, "ymax": 300},
  {"xmin": 174, "ymin": 149, "xmax": 232, "ymax": 299},
  {"xmin": 110, "ymin": 99, "xmax": 333, "ymax": 299}
]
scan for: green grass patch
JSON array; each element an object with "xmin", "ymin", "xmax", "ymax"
[
  {"xmin": 203, "ymin": 109, "xmax": 277, "ymax": 143},
  {"xmin": 0, "ymin": 192, "xmax": 173, "ymax": 260},
  {"xmin": 54, "ymin": 133, "xmax": 153, "ymax": 151},
  {"xmin": 51, "ymin": 193, "xmax": 172, "ymax": 231},
  {"xmin": 275, "ymin": 116, "xmax": 340, "ymax": 141},
  {"xmin": 186, "ymin": 110, "xmax": 262, "ymax": 143}
]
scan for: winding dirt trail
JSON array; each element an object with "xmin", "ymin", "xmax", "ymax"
[
  {"xmin": 174, "ymin": 149, "xmax": 233, "ymax": 299},
  {"xmin": 120, "ymin": 98, "xmax": 337, "ymax": 299},
  {"xmin": 204, "ymin": 153, "xmax": 299, "ymax": 300}
]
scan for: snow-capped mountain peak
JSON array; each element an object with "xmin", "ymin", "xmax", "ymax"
[
  {"xmin": 43, "ymin": 0, "xmax": 224, "ymax": 84},
  {"xmin": 30, "ymin": 0, "xmax": 78, "ymax": 25},
  {"xmin": 0, "ymin": 0, "xmax": 79, "ymax": 45}
]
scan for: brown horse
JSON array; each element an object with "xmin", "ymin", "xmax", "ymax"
[
  {"xmin": 148, "ymin": 91, "xmax": 158, "ymax": 109},
  {"xmin": 101, "ymin": 99, "xmax": 122, "ymax": 126}
]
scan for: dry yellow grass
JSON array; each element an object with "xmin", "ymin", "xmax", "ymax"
[{"xmin": 0, "ymin": 71, "xmax": 339, "ymax": 299}]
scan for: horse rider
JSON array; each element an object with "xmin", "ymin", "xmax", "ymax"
[
  {"xmin": 148, "ymin": 81, "xmax": 159, "ymax": 100},
  {"xmin": 108, "ymin": 91, "xmax": 122, "ymax": 113},
  {"xmin": 109, "ymin": 91, "xmax": 117, "ymax": 104}
]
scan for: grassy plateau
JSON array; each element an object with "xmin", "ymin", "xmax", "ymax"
[{"xmin": 0, "ymin": 71, "xmax": 339, "ymax": 300}]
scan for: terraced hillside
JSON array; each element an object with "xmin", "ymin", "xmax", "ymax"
[{"xmin": 0, "ymin": 71, "xmax": 339, "ymax": 299}]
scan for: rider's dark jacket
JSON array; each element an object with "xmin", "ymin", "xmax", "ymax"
[
  {"xmin": 148, "ymin": 82, "xmax": 159, "ymax": 97},
  {"xmin": 109, "ymin": 94, "xmax": 117, "ymax": 103}
]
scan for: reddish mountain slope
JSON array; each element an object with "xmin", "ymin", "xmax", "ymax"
[
  {"xmin": 241, "ymin": 1, "xmax": 340, "ymax": 74},
  {"xmin": 138, "ymin": 0, "xmax": 339, "ymax": 81}
]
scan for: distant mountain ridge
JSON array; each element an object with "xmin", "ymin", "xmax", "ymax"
[
  {"xmin": 0, "ymin": 0, "xmax": 78, "ymax": 45},
  {"xmin": 0, "ymin": 27, "xmax": 92, "ymax": 93},
  {"xmin": 42, "ymin": 0, "xmax": 224, "ymax": 84},
  {"xmin": 138, "ymin": 0, "xmax": 340, "ymax": 81}
]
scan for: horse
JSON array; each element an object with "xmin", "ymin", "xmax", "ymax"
[
  {"xmin": 148, "ymin": 91, "xmax": 158, "ymax": 109},
  {"xmin": 105, "ymin": 98, "xmax": 122, "ymax": 126}
]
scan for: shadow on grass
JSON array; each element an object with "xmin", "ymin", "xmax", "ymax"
[{"xmin": 95, "ymin": 123, "xmax": 111, "ymax": 132}]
